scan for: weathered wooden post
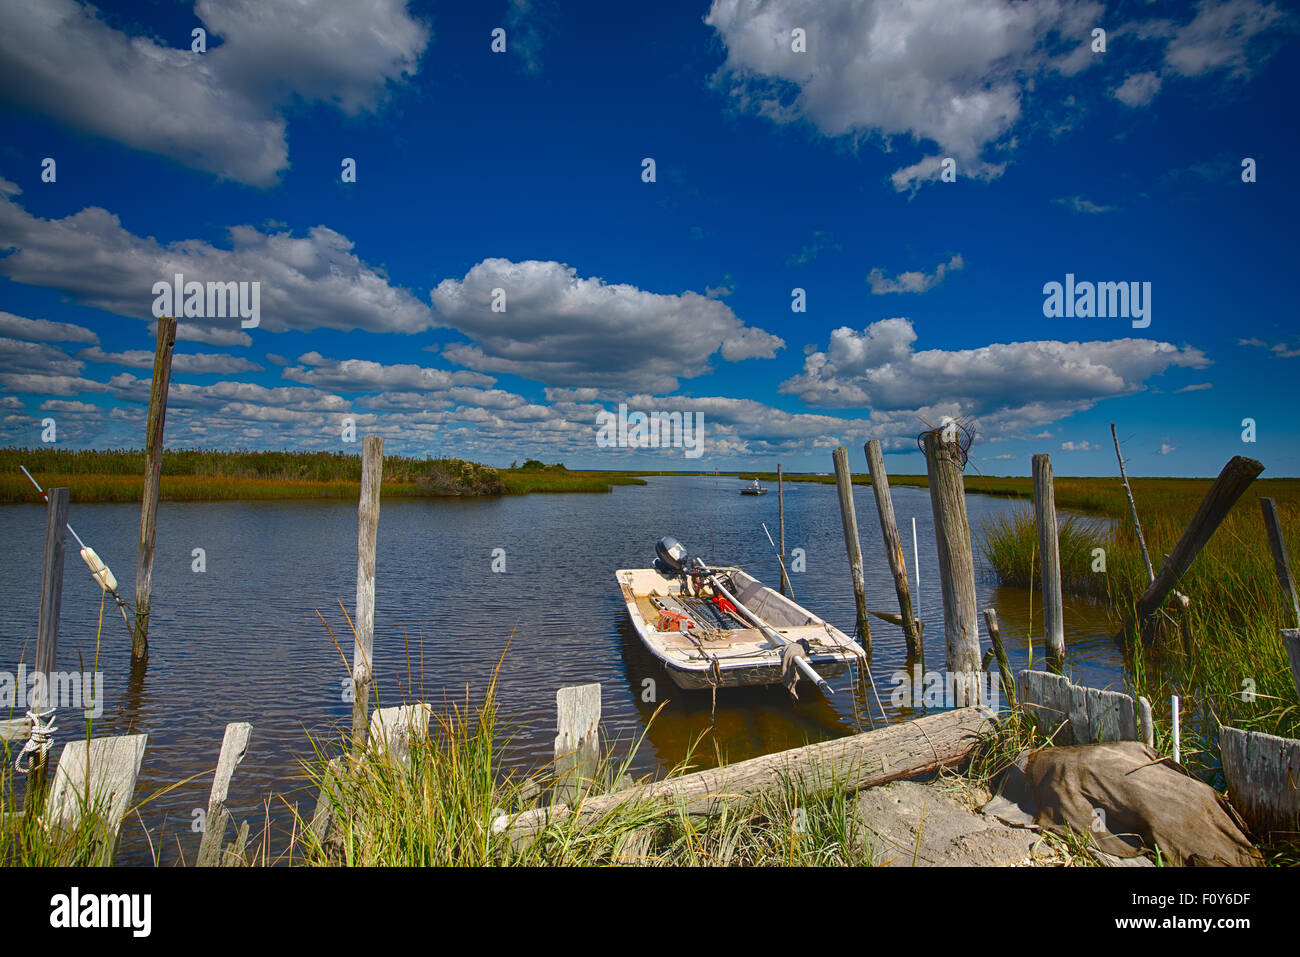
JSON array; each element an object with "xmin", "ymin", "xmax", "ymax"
[
  {"xmin": 350, "ymin": 435, "xmax": 383, "ymax": 747},
  {"xmin": 1282, "ymin": 629, "xmax": 1300, "ymax": 698},
  {"xmin": 1260, "ymin": 498, "xmax": 1299, "ymax": 628},
  {"xmin": 778, "ymin": 464, "xmax": 789, "ymax": 596},
  {"xmin": 864, "ymin": 440, "xmax": 921, "ymax": 658},
  {"xmin": 22, "ymin": 486, "xmax": 69, "ymax": 812},
  {"xmin": 132, "ymin": 315, "xmax": 177, "ymax": 661},
  {"xmin": 831, "ymin": 447, "xmax": 871, "ymax": 652},
  {"xmin": 554, "ymin": 683, "xmax": 600, "ymax": 803},
  {"xmin": 922, "ymin": 431, "xmax": 981, "ymax": 706},
  {"xmin": 1128, "ymin": 456, "xmax": 1264, "ymax": 629},
  {"xmin": 197, "ymin": 721, "xmax": 252, "ymax": 867},
  {"xmin": 982, "ymin": 607, "xmax": 1014, "ymax": 707},
  {"xmin": 1032, "ymin": 454, "xmax": 1065, "ymax": 672}
]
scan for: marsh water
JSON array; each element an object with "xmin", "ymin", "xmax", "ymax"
[{"xmin": 0, "ymin": 475, "xmax": 1123, "ymax": 864}]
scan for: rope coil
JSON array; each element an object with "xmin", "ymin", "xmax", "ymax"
[{"xmin": 14, "ymin": 708, "xmax": 57, "ymax": 774}]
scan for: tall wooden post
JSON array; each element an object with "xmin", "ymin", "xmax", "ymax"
[
  {"xmin": 777, "ymin": 464, "xmax": 788, "ymax": 596},
  {"xmin": 351, "ymin": 435, "xmax": 384, "ymax": 746},
  {"xmin": 1033, "ymin": 454, "xmax": 1065, "ymax": 672},
  {"xmin": 1130, "ymin": 456, "xmax": 1264, "ymax": 627},
  {"xmin": 922, "ymin": 431, "xmax": 981, "ymax": 705},
  {"xmin": 554, "ymin": 683, "xmax": 601, "ymax": 803},
  {"xmin": 25, "ymin": 487, "xmax": 69, "ymax": 811},
  {"xmin": 864, "ymin": 440, "xmax": 921, "ymax": 658},
  {"xmin": 832, "ymin": 446, "xmax": 871, "ymax": 652},
  {"xmin": 132, "ymin": 315, "xmax": 177, "ymax": 661},
  {"xmin": 1260, "ymin": 498, "xmax": 1299, "ymax": 628}
]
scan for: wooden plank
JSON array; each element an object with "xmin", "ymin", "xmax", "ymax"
[
  {"xmin": 368, "ymin": 703, "xmax": 430, "ymax": 767},
  {"xmin": 1219, "ymin": 725, "xmax": 1300, "ymax": 842},
  {"xmin": 1032, "ymin": 454, "xmax": 1065, "ymax": 671},
  {"xmin": 554, "ymin": 683, "xmax": 601, "ymax": 803},
  {"xmin": 1, "ymin": 716, "xmax": 32, "ymax": 742},
  {"xmin": 832, "ymin": 446, "xmax": 871, "ymax": 651},
  {"xmin": 351, "ymin": 434, "xmax": 384, "ymax": 746},
  {"xmin": 1260, "ymin": 498, "xmax": 1299, "ymax": 628},
  {"xmin": 924, "ymin": 431, "xmax": 981, "ymax": 703},
  {"xmin": 1130, "ymin": 456, "xmax": 1264, "ymax": 627},
  {"xmin": 497, "ymin": 706, "xmax": 996, "ymax": 840},
  {"xmin": 1016, "ymin": 669, "xmax": 1074, "ymax": 741},
  {"xmin": 132, "ymin": 315, "xmax": 176, "ymax": 661},
  {"xmin": 45, "ymin": 733, "xmax": 147, "ymax": 865},
  {"xmin": 196, "ymin": 722, "xmax": 252, "ymax": 867},
  {"xmin": 865, "ymin": 439, "xmax": 921, "ymax": 657}
]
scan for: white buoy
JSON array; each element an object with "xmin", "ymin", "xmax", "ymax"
[{"xmin": 81, "ymin": 547, "xmax": 118, "ymax": 594}]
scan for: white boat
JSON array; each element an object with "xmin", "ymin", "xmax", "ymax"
[{"xmin": 616, "ymin": 538, "xmax": 866, "ymax": 693}]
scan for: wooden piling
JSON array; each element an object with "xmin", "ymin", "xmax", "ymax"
[
  {"xmin": 864, "ymin": 440, "xmax": 921, "ymax": 657},
  {"xmin": 1032, "ymin": 454, "xmax": 1065, "ymax": 672},
  {"xmin": 1260, "ymin": 498, "xmax": 1299, "ymax": 628},
  {"xmin": 778, "ymin": 464, "xmax": 788, "ymax": 596},
  {"xmin": 132, "ymin": 315, "xmax": 177, "ymax": 661},
  {"xmin": 350, "ymin": 435, "xmax": 383, "ymax": 747},
  {"xmin": 922, "ymin": 431, "xmax": 981, "ymax": 705},
  {"xmin": 1282, "ymin": 629, "xmax": 1300, "ymax": 698},
  {"xmin": 554, "ymin": 683, "xmax": 601, "ymax": 803},
  {"xmin": 1128, "ymin": 456, "xmax": 1264, "ymax": 629},
  {"xmin": 197, "ymin": 722, "xmax": 252, "ymax": 867},
  {"xmin": 45, "ymin": 733, "xmax": 147, "ymax": 865},
  {"xmin": 26, "ymin": 486, "xmax": 69, "ymax": 810},
  {"xmin": 831, "ymin": 447, "xmax": 871, "ymax": 651}
]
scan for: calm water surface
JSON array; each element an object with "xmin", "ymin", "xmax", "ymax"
[{"xmin": 0, "ymin": 476, "xmax": 1124, "ymax": 864}]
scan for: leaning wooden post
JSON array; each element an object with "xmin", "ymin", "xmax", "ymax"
[
  {"xmin": 23, "ymin": 487, "xmax": 69, "ymax": 813},
  {"xmin": 1260, "ymin": 498, "xmax": 1299, "ymax": 629},
  {"xmin": 982, "ymin": 607, "xmax": 1014, "ymax": 708},
  {"xmin": 350, "ymin": 435, "xmax": 384, "ymax": 747},
  {"xmin": 132, "ymin": 315, "xmax": 177, "ymax": 661},
  {"xmin": 922, "ymin": 431, "xmax": 981, "ymax": 706},
  {"xmin": 554, "ymin": 683, "xmax": 601, "ymax": 804},
  {"xmin": 196, "ymin": 721, "xmax": 252, "ymax": 867},
  {"xmin": 777, "ymin": 464, "xmax": 789, "ymax": 596},
  {"xmin": 864, "ymin": 440, "xmax": 921, "ymax": 658},
  {"xmin": 1032, "ymin": 454, "xmax": 1065, "ymax": 673},
  {"xmin": 1282, "ymin": 629, "xmax": 1300, "ymax": 699},
  {"xmin": 831, "ymin": 446, "xmax": 871, "ymax": 652},
  {"xmin": 1128, "ymin": 456, "xmax": 1264, "ymax": 628}
]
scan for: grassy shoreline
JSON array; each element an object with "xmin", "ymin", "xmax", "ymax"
[{"xmin": 0, "ymin": 448, "xmax": 645, "ymax": 503}]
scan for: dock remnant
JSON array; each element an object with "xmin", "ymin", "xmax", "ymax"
[
  {"xmin": 864, "ymin": 440, "xmax": 922, "ymax": 658},
  {"xmin": 1126, "ymin": 455, "xmax": 1264, "ymax": 634},
  {"xmin": 832, "ymin": 446, "xmax": 871, "ymax": 651},
  {"xmin": 45, "ymin": 733, "xmax": 148, "ymax": 865},
  {"xmin": 1015, "ymin": 670, "xmax": 1145, "ymax": 745},
  {"xmin": 133, "ymin": 315, "xmax": 177, "ymax": 662},
  {"xmin": 1218, "ymin": 725, "xmax": 1300, "ymax": 844},
  {"xmin": 369, "ymin": 703, "xmax": 431, "ymax": 768},
  {"xmin": 922, "ymin": 430, "xmax": 981, "ymax": 705},
  {"xmin": 554, "ymin": 683, "xmax": 601, "ymax": 803},
  {"xmin": 350, "ymin": 434, "xmax": 384, "ymax": 747},
  {"xmin": 1032, "ymin": 454, "xmax": 1065, "ymax": 672},
  {"xmin": 196, "ymin": 722, "xmax": 252, "ymax": 867}
]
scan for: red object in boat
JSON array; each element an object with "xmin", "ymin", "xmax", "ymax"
[
  {"xmin": 712, "ymin": 592, "xmax": 736, "ymax": 615},
  {"xmin": 657, "ymin": 610, "xmax": 695, "ymax": 632}
]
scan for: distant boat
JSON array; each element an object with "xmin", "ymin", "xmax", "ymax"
[
  {"xmin": 617, "ymin": 537, "xmax": 863, "ymax": 692},
  {"xmin": 741, "ymin": 478, "xmax": 768, "ymax": 496}
]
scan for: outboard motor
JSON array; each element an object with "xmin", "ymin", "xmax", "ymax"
[{"xmin": 654, "ymin": 536, "xmax": 688, "ymax": 576}]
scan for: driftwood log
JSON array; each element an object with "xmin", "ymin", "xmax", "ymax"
[{"xmin": 493, "ymin": 706, "xmax": 996, "ymax": 839}]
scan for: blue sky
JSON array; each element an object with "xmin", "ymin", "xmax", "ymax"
[{"xmin": 0, "ymin": 0, "xmax": 1296, "ymax": 476}]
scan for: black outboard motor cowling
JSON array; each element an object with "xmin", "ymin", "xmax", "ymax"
[{"xmin": 654, "ymin": 536, "xmax": 688, "ymax": 575}]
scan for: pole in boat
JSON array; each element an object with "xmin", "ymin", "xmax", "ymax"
[
  {"xmin": 701, "ymin": 566, "xmax": 834, "ymax": 695},
  {"xmin": 19, "ymin": 465, "xmax": 133, "ymax": 636},
  {"xmin": 912, "ymin": 516, "xmax": 920, "ymax": 620}
]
